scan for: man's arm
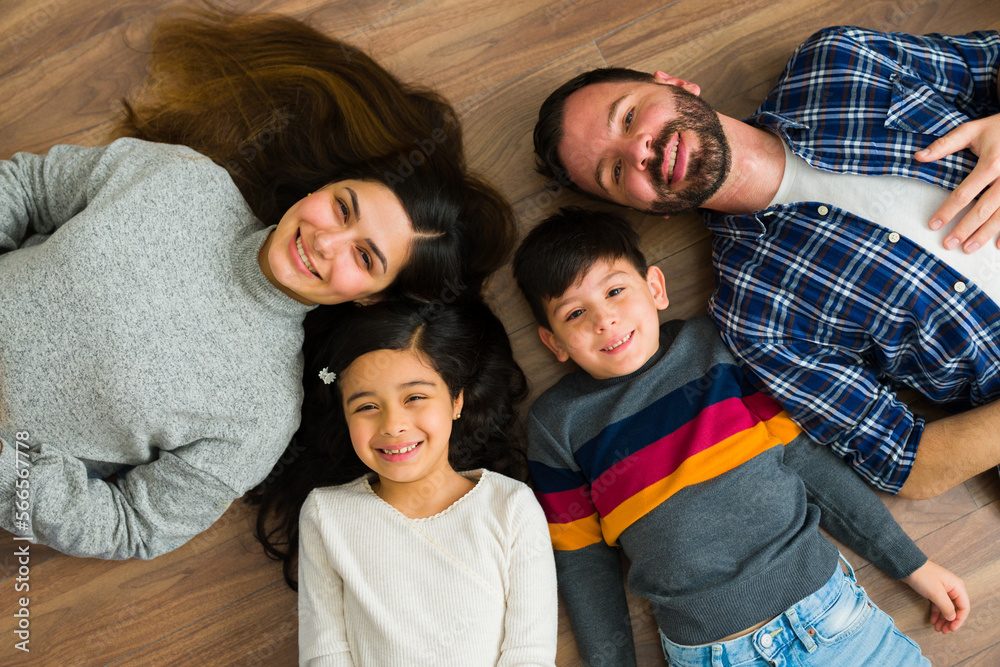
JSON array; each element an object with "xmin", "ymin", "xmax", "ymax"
[{"xmin": 898, "ymin": 398, "xmax": 1000, "ymax": 498}]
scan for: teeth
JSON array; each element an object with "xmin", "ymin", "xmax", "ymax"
[
  {"xmin": 380, "ymin": 444, "xmax": 418, "ymax": 455},
  {"xmin": 296, "ymin": 235, "xmax": 320, "ymax": 277},
  {"xmin": 603, "ymin": 331, "xmax": 633, "ymax": 351},
  {"xmin": 666, "ymin": 140, "xmax": 679, "ymax": 184}
]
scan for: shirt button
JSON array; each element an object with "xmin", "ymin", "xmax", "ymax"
[
  {"xmin": 817, "ymin": 205, "xmax": 829, "ymax": 216},
  {"xmin": 954, "ymin": 281, "xmax": 967, "ymax": 293},
  {"xmin": 888, "ymin": 232, "xmax": 900, "ymax": 243},
  {"xmin": 758, "ymin": 632, "xmax": 773, "ymax": 648}
]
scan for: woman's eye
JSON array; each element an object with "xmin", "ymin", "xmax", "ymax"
[
  {"xmin": 613, "ymin": 162, "xmax": 622, "ymax": 184},
  {"xmin": 608, "ymin": 287, "xmax": 624, "ymax": 297},
  {"xmin": 338, "ymin": 199, "xmax": 349, "ymax": 219},
  {"xmin": 566, "ymin": 309, "xmax": 584, "ymax": 321},
  {"xmin": 624, "ymin": 109, "xmax": 633, "ymax": 130},
  {"xmin": 359, "ymin": 248, "xmax": 372, "ymax": 270}
]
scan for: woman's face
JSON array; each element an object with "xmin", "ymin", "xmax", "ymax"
[{"xmin": 260, "ymin": 180, "xmax": 415, "ymax": 305}]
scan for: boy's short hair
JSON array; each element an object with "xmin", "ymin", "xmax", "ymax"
[{"xmin": 512, "ymin": 207, "xmax": 648, "ymax": 329}]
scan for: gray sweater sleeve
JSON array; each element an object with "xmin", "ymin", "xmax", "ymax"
[
  {"xmin": 783, "ymin": 434, "xmax": 927, "ymax": 579},
  {"xmin": 0, "ymin": 144, "xmax": 106, "ymax": 252},
  {"xmin": 527, "ymin": 412, "xmax": 636, "ymax": 667},
  {"xmin": 0, "ymin": 441, "xmax": 241, "ymax": 559}
]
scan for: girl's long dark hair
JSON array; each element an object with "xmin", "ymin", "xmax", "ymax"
[
  {"xmin": 115, "ymin": 7, "xmax": 514, "ymax": 298},
  {"xmin": 249, "ymin": 298, "xmax": 528, "ymax": 589}
]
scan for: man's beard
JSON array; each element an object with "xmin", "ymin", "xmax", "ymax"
[{"xmin": 642, "ymin": 87, "xmax": 731, "ymax": 216}]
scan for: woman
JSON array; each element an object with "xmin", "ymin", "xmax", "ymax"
[{"xmin": 0, "ymin": 10, "xmax": 514, "ymax": 560}]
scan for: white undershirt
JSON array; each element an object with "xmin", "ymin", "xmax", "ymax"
[{"xmin": 771, "ymin": 141, "xmax": 1000, "ymax": 303}]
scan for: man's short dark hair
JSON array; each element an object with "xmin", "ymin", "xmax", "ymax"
[
  {"xmin": 533, "ymin": 67, "xmax": 654, "ymax": 192},
  {"xmin": 513, "ymin": 207, "xmax": 648, "ymax": 329}
]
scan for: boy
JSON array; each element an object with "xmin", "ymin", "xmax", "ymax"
[{"xmin": 512, "ymin": 207, "xmax": 969, "ymax": 666}]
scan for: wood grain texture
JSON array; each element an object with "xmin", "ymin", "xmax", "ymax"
[{"xmin": 2, "ymin": 0, "xmax": 1000, "ymax": 664}]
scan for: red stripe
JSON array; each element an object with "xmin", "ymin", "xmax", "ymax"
[
  {"xmin": 589, "ymin": 397, "xmax": 760, "ymax": 513},
  {"xmin": 534, "ymin": 487, "xmax": 596, "ymax": 525},
  {"xmin": 742, "ymin": 391, "xmax": 785, "ymax": 421}
]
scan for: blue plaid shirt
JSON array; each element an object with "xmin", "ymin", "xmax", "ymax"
[{"xmin": 706, "ymin": 26, "xmax": 1000, "ymax": 492}]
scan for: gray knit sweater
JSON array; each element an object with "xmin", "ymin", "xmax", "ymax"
[{"xmin": 0, "ymin": 139, "xmax": 313, "ymax": 558}]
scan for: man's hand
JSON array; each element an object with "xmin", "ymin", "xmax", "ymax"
[
  {"xmin": 901, "ymin": 560, "xmax": 970, "ymax": 634},
  {"xmin": 915, "ymin": 113, "xmax": 1000, "ymax": 253}
]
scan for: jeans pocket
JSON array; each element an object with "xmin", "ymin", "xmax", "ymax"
[{"xmin": 809, "ymin": 581, "xmax": 874, "ymax": 645}]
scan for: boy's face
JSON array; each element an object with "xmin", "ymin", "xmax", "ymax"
[{"xmin": 539, "ymin": 257, "xmax": 669, "ymax": 380}]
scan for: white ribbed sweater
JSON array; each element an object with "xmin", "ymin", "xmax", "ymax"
[{"xmin": 297, "ymin": 470, "xmax": 558, "ymax": 666}]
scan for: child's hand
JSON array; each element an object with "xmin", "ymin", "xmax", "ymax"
[{"xmin": 901, "ymin": 560, "xmax": 970, "ymax": 634}]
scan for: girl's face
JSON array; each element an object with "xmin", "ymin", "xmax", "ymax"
[
  {"xmin": 259, "ymin": 180, "xmax": 415, "ymax": 305},
  {"xmin": 340, "ymin": 347, "xmax": 463, "ymax": 488}
]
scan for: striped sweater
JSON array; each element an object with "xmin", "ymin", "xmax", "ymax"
[{"xmin": 527, "ymin": 317, "xmax": 926, "ymax": 661}]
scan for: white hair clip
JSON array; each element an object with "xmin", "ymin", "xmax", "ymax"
[{"xmin": 318, "ymin": 368, "xmax": 337, "ymax": 384}]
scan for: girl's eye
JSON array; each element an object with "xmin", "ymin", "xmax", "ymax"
[
  {"xmin": 608, "ymin": 287, "xmax": 624, "ymax": 297},
  {"xmin": 566, "ymin": 309, "xmax": 584, "ymax": 321},
  {"xmin": 405, "ymin": 395, "xmax": 427, "ymax": 403},
  {"xmin": 613, "ymin": 162, "xmax": 622, "ymax": 184},
  {"xmin": 354, "ymin": 404, "xmax": 377, "ymax": 413},
  {"xmin": 359, "ymin": 248, "xmax": 372, "ymax": 270},
  {"xmin": 624, "ymin": 109, "xmax": 633, "ymax": 130}
]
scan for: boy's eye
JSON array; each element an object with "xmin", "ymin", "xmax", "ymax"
[
  {"xmin": 566, "ymin": 309, "xmax": 584, "ymax": 321},
  {"xmin": 608, "ymin": 287, "xmax": 624, "ymax": 297}
]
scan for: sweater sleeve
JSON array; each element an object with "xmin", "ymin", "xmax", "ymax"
[
  {"xmin": 497, "ymin": 487, "xmax": 559, "ymax": 666},
  {"xmin": 527, "ymin": 411, "xmax": 637, "ymax": 667},
  {"xmin": 298, "ymin": 494, "xmax": 355, "ymax": 667},
  {"xmin": 0, "ymin": 144, "xmax": 108, "ymax": 252},
  {"xmin": 0, "ymin": 439, "xmax": 244, "ymax": 559},
  {"xmin": 782, "ymin": 433, "xmax": 927, "ymax": 580}
]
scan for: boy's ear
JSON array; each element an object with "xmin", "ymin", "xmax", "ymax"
[
  {"xmin": 646, "ymin": 266, "xmax": 670, "ymax": 311},
  {"xmin": 652, "ymin": 71, "xmax": 701, "ymax": 97},
  {"xmin": 538, "ymin": 326, "xmax": 571, "ymax": 363}
]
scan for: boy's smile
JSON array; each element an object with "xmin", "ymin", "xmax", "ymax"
[{"xmin": 539, "ymin": 257, "xmax": 669, "ymax": 380}]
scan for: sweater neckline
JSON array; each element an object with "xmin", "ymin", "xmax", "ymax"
[
  {"xmin": 234, "ymin": 225, "xmax": 316, "ymax": 318},
  {"xmin": 362, "ymin": 469, "xmax": 487, "ymax": 522}
]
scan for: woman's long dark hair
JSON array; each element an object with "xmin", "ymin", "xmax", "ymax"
[
  {"xmin": 250, "ymin": 298, "xmax": 528, "ymax": 589},
  {"xmin": 115, "ymin": 7, "xmax": 514, "ymax": 298}
]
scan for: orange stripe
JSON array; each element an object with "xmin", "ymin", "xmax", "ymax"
[
  {"xmin": 600, "ymin": 412, "xmax": 800, "ymax": 545},
  {"xmin": 549, "ymin": 512, "xmax": 603, "ymax": 551}
]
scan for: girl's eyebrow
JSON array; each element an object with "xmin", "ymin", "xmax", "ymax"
[{"xmin": 345, "ymin": 380, "xmax": 437, "ymax": 404}]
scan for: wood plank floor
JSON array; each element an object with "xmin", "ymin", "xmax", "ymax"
[{"xmin": 2, "ymin": 0, "xmax": 999, "ymax": 664}]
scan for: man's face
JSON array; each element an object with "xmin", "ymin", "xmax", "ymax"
[{"xmin": 558, "ymin": 77, "xmax": 731, "ymax": 215}]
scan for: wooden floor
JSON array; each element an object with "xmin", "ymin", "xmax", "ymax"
[{"xmin": 2, "ymin": 0, "xmax": 1000, "ymax": 664}]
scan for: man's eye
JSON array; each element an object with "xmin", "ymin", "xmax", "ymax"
[
  {"xmin": 613, "ymin": 162, "xmax": 622, "ymax": 184},
  {"xmin": 624, "ymin": 109, "xmax": 633, "ymax": 130},
  {"xmin": 566, "ymin": 309, "xmax": 584, "ymax": 321}
]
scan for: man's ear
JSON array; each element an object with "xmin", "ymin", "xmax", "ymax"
[
  {"xmin": 652, "ymin": 71, "xmax": 701, "ymax": 97},
  {"xmin": 538, "ymin": 326, "xmax": 571, "ymax": 363},
  {"xmin": 646, "ymin": 265, "xmax": 670, "ymax": 311}
]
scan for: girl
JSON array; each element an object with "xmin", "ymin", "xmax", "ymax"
[
  {"xmin": 0, "ymin": 10, "xmax": 514, "ymax": 559},
  {"xmin": 274, "ymin": 299, "xmax": 557, "ymax": 665}
]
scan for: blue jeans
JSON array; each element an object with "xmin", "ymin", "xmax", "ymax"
[{"xmin": 659, "ymin": 556, "xmax": 930, "ymax": 667}]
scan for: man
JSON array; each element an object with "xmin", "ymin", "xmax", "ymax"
[{"xmin": 533, "ymin": 26, "xmax": 1000, "ymax": 499}]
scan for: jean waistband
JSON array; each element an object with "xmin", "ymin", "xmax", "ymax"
[{"xmin": 661, "ymin": 555, "xmax": 856, "ymax": 664}]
